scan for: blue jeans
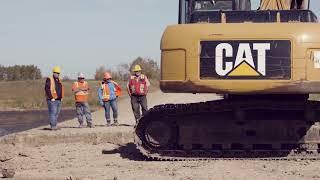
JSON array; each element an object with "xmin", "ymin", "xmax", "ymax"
[
  {"xmin": 47, "ymin": 100, "xmax": 62, "ymax": 128},
  {"xmin": 103, "ymin": 99, "xmax": 118, "ymax": 122},
  {"xmin": 76, "ymin": 102, "xmax": 92, "ymax": 125}
]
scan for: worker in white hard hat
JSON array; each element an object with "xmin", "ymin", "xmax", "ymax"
[{"xmin": 72, "ymin": 72, "xmax": 94, "ymax": 128}]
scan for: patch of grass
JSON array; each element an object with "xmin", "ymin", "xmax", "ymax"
[{"xmin": 0, "ymin": 79, "xmax": 159, "ymax": 110}]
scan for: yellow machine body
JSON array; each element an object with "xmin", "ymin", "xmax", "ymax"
[{"xmin": 161, "ymin": 22, "xmax": 320, "ymax": 94}]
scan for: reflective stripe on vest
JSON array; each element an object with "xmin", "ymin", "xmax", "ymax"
[
  {"xmin": 49, "ymin": 76, "xmax": 64, "ymax": 99},
  {"xmin": 49, "ymin": 76, "xmax": 65, "ymax": 99},
  {"xmin": 101, "ymin": 84, "xmax": 111, "ymax": 101},
  {"xmin": 49, "ymin": 77, "xmax": 57, "ymax": 99},
  {"xmin": 101, "ymin": 82, "xmax": 122, "ymax": 101},
  {"xmin": 74, "ymin": 81, "xmax": 89, "ymax": 96},
  {"xmin": 128, "ymin": 75, "xmax": 147, "ymax": 95}
]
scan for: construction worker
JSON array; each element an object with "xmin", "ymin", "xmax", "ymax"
[
  {"xmin": 44, "ymin": 66, "xmax": 64, "ymax": 130},
  {"xmin": 98, "ymin": 72, "xmax": 122, "ymax": 126},
  {"xmin": 72, "ymin": 73, "xmax": 94, "ymax": 128},
  {"xmin": 127, "ymin": 64, "xmax": 150, "ymax": 122}
]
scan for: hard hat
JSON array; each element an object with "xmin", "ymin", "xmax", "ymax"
[
  {"xmin": 132, "ymin": 64, "xmax": 142, "ymax": 72},
  {"xmin": 52, "ymin": 66, "xmax": 61, "ymax": 74},
  {"xmin": 78, "ymin": 72, "xmax": 85, "ymax": 79},
  {"xmin": 104, "ymin": 72, "xmax": 112, "ymax": 79}
]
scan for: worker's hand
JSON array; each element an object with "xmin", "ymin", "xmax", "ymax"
[
  {"xmin": 99, "ymin": 101, "xmax": 104, "ymax": 107},
  {"xmin": 51, "ymin": 99, "xmax": 55, "ymax": 102}
]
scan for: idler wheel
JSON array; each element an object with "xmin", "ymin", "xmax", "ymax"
[{"xmin": 144, "ymin": 121, "xmax": 172, "ymax": 149}]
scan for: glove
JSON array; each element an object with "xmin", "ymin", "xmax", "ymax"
[
  {"xmin": 51, "ymin": 99, "xmax": 55, "ymax": 102},
  {"xmin": 99, "ymin": 101, "xmax": 104, "ymax": 106}
]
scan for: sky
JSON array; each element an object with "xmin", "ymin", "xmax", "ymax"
[
  {"xmin": 0, "ymin": 0, "xmax": 178, "ymax": 78},
  {"xmin": 0, "ymin": 0, "xmax": 320, "ymax": 79}
]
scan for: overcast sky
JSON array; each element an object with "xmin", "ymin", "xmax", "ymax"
[{"xmin": 0, "ymin": 0, "xmax": 319, "ymax": 79}]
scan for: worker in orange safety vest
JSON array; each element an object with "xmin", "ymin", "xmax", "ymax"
[
  {"xmin": 98, "ymin": 72, "xmax": 122, "ymax": 126},
  {"xmin": 72, "ymin": 72, "xmax": 94, "ymax": 128}
]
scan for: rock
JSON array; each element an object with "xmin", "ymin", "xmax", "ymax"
[
  {"xmin": 294, "ymin": 159, "xmax": 302, "ymax": 162},
  {"xmin": 0, "ymin": 145, "xmax": 16, "ymax": 162},
  {"xmin": 312, "ymin": 175, "xmax": 320, "ymax": 179},
  {"xmin": 1, "ymin": 168, "xmax": 15, "ymax": 178},
  {"xmin": 0, "ymin": 150, "xmax": 14, "ymax": 162},
  {"xmin": 18, "ymin": 152, "xmax": 29, "ymax": 157}
]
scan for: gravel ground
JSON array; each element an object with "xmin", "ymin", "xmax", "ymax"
[
  {"xmin": 2, "ymin": 142, "xmax": 320, "ymax": 180},
  {"xmin": 2, "ymin": 91, "xmax": 320, "ymax": 180}
]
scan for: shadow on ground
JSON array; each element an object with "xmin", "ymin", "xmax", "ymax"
[{"xmin": 102, "ymin": 143, "xmax": 147, "ymax": 161}]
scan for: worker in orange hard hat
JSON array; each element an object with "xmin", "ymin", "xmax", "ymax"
[
  {"xmin": 44, "ymin": 66, "xmax": 64, "ymax": 130},
  {"xmin": 98, "ymin": 72, "xmax": 122, "ymax": 126}
]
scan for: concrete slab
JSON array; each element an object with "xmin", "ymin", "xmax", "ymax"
[{"xmin": 0, "ymin": 90, "xmax": 219, "ymax": 147}]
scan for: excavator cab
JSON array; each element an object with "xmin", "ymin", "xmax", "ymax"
[
  {"xmin": 135, "ymin": 0, "xmax": 320, "ymax": 160},
  {"xmin": 180, "ymin": 0, "xmax": 314, "ymax": 24}
]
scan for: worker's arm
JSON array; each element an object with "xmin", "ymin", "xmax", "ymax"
[
  {"xmin": 44, "ymin": 78, "xmax": 53, "ymax": 100},
  {"xmin": 72, "ymin": 83, "xmax": 81, "ymax": 93},
  {"xmin": 79, "ymin": 85, "xmax": 89, "ymax": 91},
  {"xmin": 86, "ymin": 84, "xmax": 90, "ymax": 91},
  {"xmin": 145, "ymin": 76, "xmax": 151, "ymax": 87},
  {"xmin": 126, "ymin": 81, "xmax": 131, "ymax": 96},
  {"xmin": 97, "ymin": 87, "xmax": 104, "ymax": 106}
]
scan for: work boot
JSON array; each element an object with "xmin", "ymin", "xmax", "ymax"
[
  {"xmin": 112, "ymin": 120, "xmax": 119, "ymax": 126},
  {"xmin": 106, "ymin": 120, "xmax": 111, "ymax": 127},
  {"xmin": 50, "ymin": 126, "xmax": 59, "ymax": 131},
  {"xmin": 79, "ymin": 123, "xmax": 84, "ymax": 128},
  {"xmin": 87, "ymin": 122, "xmax": 95, "ymax": 128}
]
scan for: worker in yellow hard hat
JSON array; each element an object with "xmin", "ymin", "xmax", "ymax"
[
  {"xmin": 127, "ymin": 64, "xmax": 150, "ymax": 123},
  {"xmin": 44, "ymin": 66, "xmax": 64, "ymax": 130}
]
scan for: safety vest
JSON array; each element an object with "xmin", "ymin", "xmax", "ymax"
[
  {"xmin": 128, "ymin": 74, "xmax": 148, "ymax": 96},
  {"xmin": 48, "ymin": 76, "xmax": 64, "ymax": 99},
  {"xmin": 73, "ymin": 81, "xmax": 89, "ymax": 102},
  {"xmin": 101, "ymin": 81, "xmax": 122, "ymax": 101}
]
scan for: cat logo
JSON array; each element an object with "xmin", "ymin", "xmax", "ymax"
[
  {"xmin": 215, "ymin": 43, "xmax": 270, "ymax": 77},
  {"xmin": 200, "ymin": 40, "xmax": 291, "ymax": 80}
]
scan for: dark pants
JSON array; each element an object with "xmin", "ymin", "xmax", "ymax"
[
  {"xmin": 131, "ymin": 95, "xmax": 148, "ymax": 122},
  {"xmin": 75, "ymin": 102, "xmax": 92, "ymax": 125}
]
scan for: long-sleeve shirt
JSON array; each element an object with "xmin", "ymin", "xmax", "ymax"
[
  {"xmin": 98, "ymin": 81, "xmax": 117, "ymax": 104},
  {"xmin": 45, "ymin": 77, "xmax": 63, "ymax": 100}
]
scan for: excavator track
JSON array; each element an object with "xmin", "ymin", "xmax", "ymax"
[{"xmin": 135, "ymin": 97, "xmax": 320, "ymax": 161}]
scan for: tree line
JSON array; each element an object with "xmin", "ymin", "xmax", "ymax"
[
  {"xmin": 94, "ymin": 57, "xmax": 160, "ymax": 81},
  {"xmin": 0, "ymin": 57, "xmax": 159, "ymax": 81},
  {"xmin": 0, "ymin": 65, "xmax": 42, "ymax": 81}
]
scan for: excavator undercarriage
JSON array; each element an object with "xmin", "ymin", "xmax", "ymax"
[{"xmin": 135, "ymin": 95, "xmax": 320, "ymax": 160}]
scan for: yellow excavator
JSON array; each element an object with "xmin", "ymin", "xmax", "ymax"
[{"xmin": 135, "ymin": 0, "xmax": 320, "ymax": 160}]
